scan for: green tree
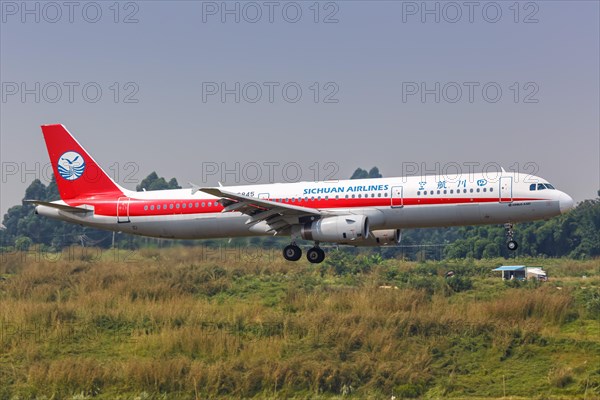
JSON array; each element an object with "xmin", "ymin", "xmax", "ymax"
[
  {"xmin": 368, "ymin": 167, "xmax": 382, "ymax": 178},
  {"xmin": 350, "ymin": 168, "xmax": 368, "ymax": 180},
  {"xmin": 350, "ymin": 167, "xmax": 382, "ymax": 179},
  {"xmin": 136, "ymin": 171, "xmax": 181, "ymax": 191}
]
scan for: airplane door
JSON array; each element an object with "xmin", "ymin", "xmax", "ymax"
[
  {"xmin": 117, "ymin": 197, "xmax": 130, "ymax": 223},
  {"xmin": 499, "ymin": 177, "xmax": 513, "ymax": 203},
  {"xmin": 391, "ymin": 186, "xmax": 403, "ymax": 208}
]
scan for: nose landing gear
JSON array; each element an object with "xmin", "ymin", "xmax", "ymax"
[{"xmin": 505, "ymin": 223, "xmax": 518, "ymax": 251}]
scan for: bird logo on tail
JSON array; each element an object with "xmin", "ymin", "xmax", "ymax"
[{"xmin": 57, "ymin": 151, "xmax": 86, "ymax": 180}]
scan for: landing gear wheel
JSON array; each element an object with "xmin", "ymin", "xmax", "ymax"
[
  {"xmin": 504, "ymin": 223, "xmax": 518, "ymax": 252},
  {"xmin": 283, "ymin": 244, "xmax": 302, "ymax": 261},
  {"xmin": 306, "ymin": 247, "xmax": 326, "ymax": 264}
]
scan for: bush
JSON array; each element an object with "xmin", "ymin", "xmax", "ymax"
[
  {"xmin": 576, "ymin": 288, "xmax": 600, "ymax": 320},
  {"xmin": 446, "ymin": 275, "xmax": 473, "ymax": 292},
  {"xmin": 548, "ymin": 367, "xmax": 574, "ymax": 388}
]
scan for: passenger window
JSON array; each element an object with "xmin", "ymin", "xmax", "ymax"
[
  {"xmin": 444, "ymin": 190, "xmax": 447, "ymax": 194},
  {"xmin": 195, "ymin": 202, "xmax": 199, "ymax": 208},
  {"xmin": 463, "ymin": 189, "xmax": 467, "ymax": 193},
  {"xmin": 490, "ymin": 188, "xmax": 493, "ymax": 192},
  {"xmin": 483, "ymin": 188, "xmax": 486, "ymax": 192},
  {"xmin": 430, "ymin": 190, "xmax": 434, "ymax": 195},
  {"xmin": 182, "ymin": 203, "xmax": 186, "ymax": 208},
  {"xmin": 170, "ymin": 204, "xmax": 174, "ymax": 209},
  {"xmin": 417, "ymin": 191, "xmax": 421, "ymax": 196},
  {"xmin": 476, "ymin": 188, "xmax": 480, "ymax": 193},
  {"xmin": 176, "ymin": 203, "xmax": 180, "ymax": 209},
  {"xmin": 150, "ymin": 205, "xmax": 154, "ymax": 210},
  {"xmin": 157, "ymin": 205, "xmax": 161, "ymax": 210},
  {"xmin": 189, "ymin": 203, "xmax": 193, "ymax": 208},
  {"xmin": 144, "ymin": 205, "xmax": 148, "ymax": 211}
]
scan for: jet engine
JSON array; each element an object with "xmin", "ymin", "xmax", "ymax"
[
  {"xmin": 295, "ymin": 215, "xmax": 369, "ymax": 243},
  {"xmin": 353, "ymin": 229, "xmax": 402, "ymax": 247}
]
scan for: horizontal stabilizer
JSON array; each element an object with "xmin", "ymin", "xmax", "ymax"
[{"xmin": 24, "ymin": 200, "xmax": 92, "ymax": 214}]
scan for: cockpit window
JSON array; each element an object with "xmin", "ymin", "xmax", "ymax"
[
  {"xmin": 545, "ymin": 183, "xmax": 555, "ymax": 190},
  {"xmin": 529, "ymin": 184, "xmax": 536, "ymax": 191},
  {"xmin": 537, "ymin": 183, "xmax": 546, "ymax": 190}
]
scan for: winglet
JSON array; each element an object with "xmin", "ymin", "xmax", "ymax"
[{"xmin": 189, "ymin": 182, "xmax": 201, "ymax": 195}]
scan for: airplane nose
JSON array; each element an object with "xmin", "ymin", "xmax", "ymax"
[{"xmin": 559, "ymin": 192, "xmax": 574, "ymax": 213}]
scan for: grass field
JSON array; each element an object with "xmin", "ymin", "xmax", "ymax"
[{"xmin": 0, "ymin": 246, "xmax": 598, "ymax": 399}]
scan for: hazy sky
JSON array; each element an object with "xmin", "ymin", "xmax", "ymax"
[{"xmin": 1, "ymin": 1, "xmax": 598, "ymax": 216}]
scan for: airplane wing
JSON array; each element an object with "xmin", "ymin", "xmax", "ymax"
[
  {"xmin": 23, "ymin": 200, "xmax": 92, "ymax": 214},
  {"xmin": 199, "ymin": 187, "xmax": 325, "ymax": 234}
]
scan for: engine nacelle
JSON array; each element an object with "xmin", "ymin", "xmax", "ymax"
[
  {"xmin": 354, "ymin": 229, "xmax": 402, "ymax": 247},
  {"xmin": 295, "ymin": 215, "xmax": 369, "ymax": 243}
]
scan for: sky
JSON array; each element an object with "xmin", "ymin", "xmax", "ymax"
[{"xmin": 1, "ymin": 1, "xmax": 599, "ymax": 217}]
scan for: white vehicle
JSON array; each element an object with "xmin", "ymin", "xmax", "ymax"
[{"xmin": 30, "ymin": 124, "xmax": 575, "ymax": 263}]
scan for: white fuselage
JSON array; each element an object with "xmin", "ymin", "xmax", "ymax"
[{"xmin": 37, "ymin": 172, "xmax": 573, "ymax": 240}]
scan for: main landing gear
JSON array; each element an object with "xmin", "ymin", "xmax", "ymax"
[
  {"xmin": 504, "ymin": 223, "xmax": 518, "ymax": 251},
  {"xmin": 306, "ymin": 246, "xmax": 325, "ymax": 264},
  {"xmin": 283, "ymin": 243, "xmax": 302, "ymax": 261},
  {"xmin": 282, "ymin": 243, "xmax": 326, "ymax": 264}
]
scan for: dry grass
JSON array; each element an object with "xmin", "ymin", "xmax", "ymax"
[{"xmin": 0, "ymin": 247, "xmax": 598, "ymax": 398}]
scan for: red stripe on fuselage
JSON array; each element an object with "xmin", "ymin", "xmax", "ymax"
[{"xmin": 65, "ymin": 197, "xmax": 545, "ymax": 217}]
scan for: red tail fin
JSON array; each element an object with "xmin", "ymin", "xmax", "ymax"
[{"xmin": 41, "ymin": 124, "xmax": 124, "ymax": 200}]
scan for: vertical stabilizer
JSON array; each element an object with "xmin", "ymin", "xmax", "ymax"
[{"xmin": 41, "ymin": 124, "xmax": 124, "ymax": 200}]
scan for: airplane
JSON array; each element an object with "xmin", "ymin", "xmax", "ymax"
[{"xmin": 28, "ymin": 124, "xmax": 575, "ymax": 263}]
